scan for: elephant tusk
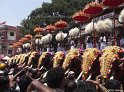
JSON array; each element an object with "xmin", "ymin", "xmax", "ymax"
[
  {"xmin": 40, "ymin": 66, "xmax": 44, "ymax": 70},
  {"xmin": 110, "ymin": 76, "xmax": 114, "ymax": 79},
  {"xmin": 86, "ymin": 73, "xmax": 92, "ymax": 81},
  {"xmin": 65, "ymin": 68, "xmax": 70, "ymax": 75},
  {"xmin": 76, "ymin": 71, "xmax": 83, "ymax": 82},
  {"xmin": 29, "ymin": 65, "xmax": 33, "ymax": 68}
]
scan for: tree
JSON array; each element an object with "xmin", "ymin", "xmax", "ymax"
[{"xmin": 21, "ymin": 0, "xmax": 93, "ymax": 36}]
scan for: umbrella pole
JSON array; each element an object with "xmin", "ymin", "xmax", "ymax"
[
  {"xmin": 113, "ymin": 11, "xmax": 116, "ymax": 46},
  {"xmin": 79, "ymin": 23, "xmax": 82, "ymax": 49},
  {"xmin": 93, "ymin": 19, "xmax": 96, "ymax": 48}
]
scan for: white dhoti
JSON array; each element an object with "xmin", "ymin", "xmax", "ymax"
[
  {"xmin": 86, "ymin": 43, "xmax": 93, "ymax": 48},
  {"xmin": 100, "ymin": 42, "xmax": 106, "ymax": 50},
  {"xmin": 71, "ymin": 46, "xmax": 75, "ymax": 49},
  {"xmin": 47, "ymin": 48, "xmax": 50, "ymax": 52},
  {"xmin": 57, "ymin": 46, "xmax": 65, "ymax": 51}
]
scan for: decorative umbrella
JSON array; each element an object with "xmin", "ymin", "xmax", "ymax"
[
  {"xmin": 21, "ymin": 38, "xmax": 29, "ymax": 42},
  {"xmin": 34, "ymin": 26, "xmax": 43, "ymax": 33},
  {"xmin": 16, "ymin": 42, "xmax": 23, "ymax": 46},
  {"xmin": 19, "ymin": 39, "xmax": 25, "ymax": 43},
  {"xmin": 102, "ymin": 0, "xmax": 124, "ymax": 45},
  {"xmin": 25, "ymin": 34, "xmax": 32, "ymax": 40},
  {"xmin": 45, "ymin": 24, "xmax": 57, "ymax": 32},
  {"xmin": 12, "ymin": 43, "xmax": 18, "ymax": 48},
  {"xmin": 83, "ymin": 2, "xmax": 103, "ymax": 47},
  {"xmin": 72, "ymin": 11, "xmax": 90, "ymax": 48},
  {"xmin": 72, "ymin": 11, "xmax": 90, "ymax": 22},
  {"xmin": 83, "ymin": 2, "xmax": 103, "ymax": 16},
  {"xmin": 55, "ymin": 20, "xmax": 67, "ymax": 29},
  {"xmin": 102, "ymin": 0, "xmax": 124, "ymax": 8}
]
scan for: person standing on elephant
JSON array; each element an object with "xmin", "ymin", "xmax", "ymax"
[
  {"xmin": 99, "ymin": 33, "xmax": 106, "ymax": 51},
  {"xmin": 86, "ymin": 34, "xmax": 93, "ymax": 48}
]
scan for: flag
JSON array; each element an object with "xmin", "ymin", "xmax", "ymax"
[{"xmin": 0, "ymin": 21, "xmax": 6, "ymax": 25}]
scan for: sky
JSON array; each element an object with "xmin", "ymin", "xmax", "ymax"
[{"xmin": 0, "ymin": 0, "xmax": 51, "ymax": 26}]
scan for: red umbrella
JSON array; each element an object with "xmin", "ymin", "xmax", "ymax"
[
  {"xmin": 83, "ymin": 2, "xmax": 103, "ymax": 16},
  {"xmin": 16, "ymin": 42, "xmax": 23, "ymax": 46},
  {"xmin": 83, "ymin": 2, "xmax": 104, "ymax": 48},
  {"xmin": 21, "ymin": 38, "xmax": 29, "ymax": 42},
  {"xmin": 25, "ymin": 34, "xmax": 32, "ymax": 40},
  {"xmin": 45, "ymin": 24, "xmax": 57, "ymax": 31},
  {"xmin": 55, "ymin": 20, "xmax": 67, "ymax": 29},
  {"xmin": 102, "ymin": 0, "xmax": 124, "ymax": 7},
  {"xmin": 34, "ymin": 26, "xmax": 43, "ymax": 33},
  {"xmin": 12, "ymin": 43, "xmax": 19, "ymax": 48},
  {"xmin": 19, "ymin": 39, "xmax": 25, "ymax": 43},
  {"xmin": 72, "ymin": 11, "xmax": 90, "ymax": 22},
  {"xmin": 102, "ymin": 0, "xmax": 124, "ymax": 45}
]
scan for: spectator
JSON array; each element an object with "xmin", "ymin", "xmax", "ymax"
[
  {"xmin": 64, "ymin": 80, "xmax": 77, "ymax": 92},
  {"xmin": 46, "ymin": 67, "xmax": 65, "ymax": 90},
  {"xmin": 104, "ymin": 79, "xmax": 121, "ymax": 91}
]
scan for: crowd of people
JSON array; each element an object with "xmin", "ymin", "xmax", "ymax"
[
  {"xmin": 0, "ymin": 64, "xmax": 123, "ymax": 92},
  {"xmin": 55, "ymin": 33, "xmax": 124, "ymax": 53},
  {"xmin": 0, "ymin": 46, "xmax": 124, "ymax": 92}
]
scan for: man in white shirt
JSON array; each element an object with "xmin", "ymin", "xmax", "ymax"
[
  {"xmin": 86, "ymin": 34, "xmax": 93, "ymax": 48},
  {"xmin": 99, "ymin": 34, "xmax": 106, "ymax": 51}
]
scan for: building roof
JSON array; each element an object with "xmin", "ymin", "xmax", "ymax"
[{"xmin": 5, "ymin": 25, "xmax": 17, "ymax": 31}]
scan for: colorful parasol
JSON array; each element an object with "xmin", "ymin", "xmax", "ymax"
[
  {"xmin": 12, "ymin": 43, "xmax": 19, "ymax": 48},
  {"xmin": 19, "ymin": 39, "xmax": 25, "ymax": 43},
  {"xmin": 102, "ymin": 0, "xmax": 124, "ymax": 8},
  {"xmin": 45, "ymin": 24, "xmax": 57, "ymax": 31},
  {"xmin": 55, "ymin": 20, "xmax": 67, "ymax": 29},
  {"xmin": 21, "ymin": 38, "xmax": 29, "ymax": 42},
  {"xmin": 16, "ymin": 42, "xmax": 23, "ymax": 46},
  {"xmin": 83, "ymin": 2, "xmax": 103, "ymax": 16},
  {"xmin": 25, "ymin": 34, "xmax": 32, "ymax": 40},
  {"xmin": 34, "ymin": 26, "xmax": 43, "ymax": 33},
  {"xmin": 72, "ymin": 11, "xmax": 90, "ymax": 22}
]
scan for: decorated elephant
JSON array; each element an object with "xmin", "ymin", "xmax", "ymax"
[
  {"xmin": 37, "ymin": 52, "xmax": 53, "ymax": 70},
  {"xmin": 76, "ymin": 48, "xmax": 100, "ymax": 81},
  {"xmin": 62, "ymin": 48, "xmax": 82, "ymax": 78},
  {"xmin": 99, "ymin": 46, "xmax": 124, "ymax": 90},
  {"xmin": 53, "ymin": 51, "xmax": 65, "ymax": 68}
]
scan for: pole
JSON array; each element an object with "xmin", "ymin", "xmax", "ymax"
[
  {"xmin": 79, "ymin": 23, "xmax": 82, "ymax": 49},
  {"xmin": 113, "ymin": 10, "xmax": 116, "ymax": 46},
  {"xmin": 93, "ymin": 19, "xmax": 96, "ymax": 48}
]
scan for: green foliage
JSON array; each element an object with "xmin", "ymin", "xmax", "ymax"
[{"xmin": 21, "ymin": 0, "xmax": 93, "ymax": 35}]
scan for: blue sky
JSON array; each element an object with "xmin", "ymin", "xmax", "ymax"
[{"xmin": 0, "ymin": 0, "xmax": 51, "ymax": 26}]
